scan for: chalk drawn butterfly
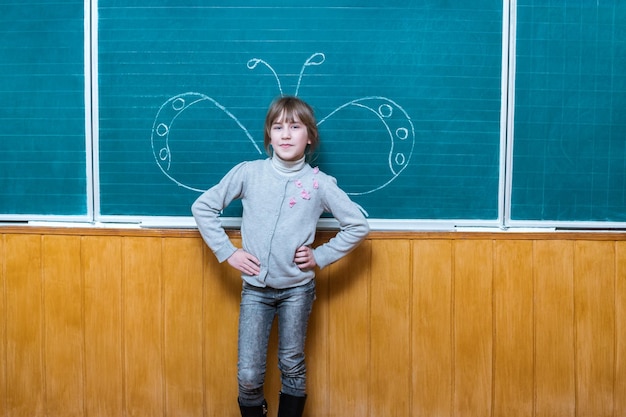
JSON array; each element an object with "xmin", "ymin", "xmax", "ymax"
[{"xmin": 151, "ymin": 53, "xmax": 415, "ymax": 202}]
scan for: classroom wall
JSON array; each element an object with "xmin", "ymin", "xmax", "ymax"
[{"xmin": 1, "ymin": 228, "xmax": 625, "ymax": 417}]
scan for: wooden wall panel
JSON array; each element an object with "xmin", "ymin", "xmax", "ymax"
[
  {"xmin": 574, "ymin": 241, "xmax": 615, "ymax": 417},
  {"xmin": 328, "ymin": 241, "xmax": 371, "ymax": 417},
  {"xmin": 411, "ymin": 240, "xmax": 453, "ymax": 417},
  {"xmin": 453, "ymin": 239, "xmax": 493, "ymax": 417},
  {"xmin": 162, "ymin": 237, "xmax": 204, "ymax": 417},
  {"xmin": 1, "ymin": 229, "xmax": 626, "ymax": 417},
  {"xmin": 42, "ymin": 235, "xmax": 84, "ymax": 417},
  {"xmin": 122, "ymin": 237, "xmax": 164, "ymax": 417},
  {"xmin": 369, "ymin": 240, "xmax": 411, "ymax": 416},
  {"xmin": 533, "ymin": 240, "xmax": 575, "ymax": 417},
  {"xmin": 0, "ymin": 236, "xmax": 5, "ymax": 417},
  {"xmin": 493, "ymin": 240, "xmax": 534, "ymax": 417},
  {"xmin": 82, "ymin": 236, "xmax": 124, "ymax": 417},
  {"xmin": 5, "ymin": 234, "xmax": 45, "ymax": 417},
  {"xmin": 616, "ymin": 241, "xmax": 626, "ymax": 416},
  {"xmin": 202, "ymin": 241, "xmax": 241, "ymax": 417}
]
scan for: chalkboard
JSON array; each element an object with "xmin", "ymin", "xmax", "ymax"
[
  {"xmin": 511, "ymin": 2, "xmax": 626, "ymax": 223},
  {"xmin": 3, "ymin": 2, "xmax": 626, "ymax": 227},
  {"xmin": 0, "ymin": 1, "xmax": 88, "ymax": 219},
  {"xmin": 97, "ymin": 1, "xmax": 504, "ymax": 221}
]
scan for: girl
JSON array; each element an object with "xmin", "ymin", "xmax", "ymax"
[{"xmin": 192, "ymin": 96, "xmax": 369, "ymax": 417}]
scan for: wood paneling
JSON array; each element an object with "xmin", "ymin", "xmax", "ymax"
[
  {"xmin": 370, "ymin": 239, "xmax": 411, "ymax": 416},
  {"xmin": 162, "ymin": 237, "xmax": 204, "ymax": 417},
  {"xmin": 203, "ymin": 241, "xmax": 241, "ymax": 417},
  {"xmin": 574, "ymin": 241, "xmax": 615, "ymax": 417},
  {"xmin": 616, "ymin": 241, "xmax": 626, "ymax": 417},
  {"xmin": 5, "ymin": 234, "xmax": 45, "ymax": 417},
  {"xmin": 534, "ymin": 240, "xmax": 575, "ymax": 417},
  {"xmin": 123, "ymin": 236, "xmax": 164, "ymax": 416},
  {"xmin": 328, "ymin": 240, "xmax": 370, "ymax": 417},
  {"xmin": 82, "ymin": 235, "xmax": 124, "ymax": 417},
  {"xmin": 1, "ymin": 229, "xmax": 626, "ymax": 417},
  {"xmin": 493, "ymin": 240, "xmax": 534, "ymax": 417},
  {"xmin": 42, "ymin": 235, "xmax": 84, "ymax": 417},
  {"xmin": 453, "ymin": 239, "xmax": 493, "ymax": 417},
  {"xmin": 412, "ymin": 240, "xmax": 453, "ymax": 416},
  {"xmin": 0, "ymin": 235, "xmax": 6, "ymax": 417}
]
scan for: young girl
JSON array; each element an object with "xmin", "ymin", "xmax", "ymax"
[{"xmin": 192, "ymin": 96, "xmax": 369, "ymax": 417}]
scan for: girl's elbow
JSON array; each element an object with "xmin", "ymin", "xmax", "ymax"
[
  {"xmin": 358, "ymin": 220, "xmax": 370, "ymax": 238},
  {"xmin": 191, "ymin": 200, "xmax": 202, "ymax": 217},
  {"xmin": 349, "ymin": 221, "xmax": 370, "ymax": 242},
  {"xmin": 191, "ymin": 198, "xmax": 212, "ymax": 219}
]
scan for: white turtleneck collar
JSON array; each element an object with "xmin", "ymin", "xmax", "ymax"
[{"xmin": 271, "ymin": 154, "xmax": 306, "ymax": 176}]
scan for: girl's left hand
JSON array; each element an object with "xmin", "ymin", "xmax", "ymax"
[{"xmin": 294, "ymin": 246, "xmax": 317, "ymax": 270}]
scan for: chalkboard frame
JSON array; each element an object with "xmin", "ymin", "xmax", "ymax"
[{"xmin": 92, "ymin": 2, "xmax": 506, "ymax": 228}]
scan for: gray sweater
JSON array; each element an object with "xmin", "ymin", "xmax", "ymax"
[{"xmin": 192, "ymin": 158, "xmax": 369, "ymax": 289}]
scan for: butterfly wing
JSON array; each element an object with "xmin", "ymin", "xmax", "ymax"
[
  {"xmin": 317, "ymin": 96, "xmax": 415, "ymax": 195},
  {"xmin": 151, "ymin": 92, "xmax": 263, "ymax": 192}
]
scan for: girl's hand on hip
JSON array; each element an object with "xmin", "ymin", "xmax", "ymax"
[
  {"xmin": 294, "ymin": 246, "xmax": 317, "ymax": 270},
  {"xmin": 227, "ymin": 249, "xmax": 261, "ymax": 276}
]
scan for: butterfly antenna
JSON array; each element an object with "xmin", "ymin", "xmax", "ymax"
[
  {"xmin": 295, "ymin": 52, "xmax": 325, "ymax": 96},
  {"xmin": 247, "ymin": 58, "xmax": 283, "ymax": 96}
]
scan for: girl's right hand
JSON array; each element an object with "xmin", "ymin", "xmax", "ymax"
[{"xmin": 227, "ymin": 249, "xmax": 261, "ymax": 276}]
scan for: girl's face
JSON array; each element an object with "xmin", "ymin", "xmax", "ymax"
[{"xmin": 269, "ymin": 111, "xmax": 311, "ymax": 161}]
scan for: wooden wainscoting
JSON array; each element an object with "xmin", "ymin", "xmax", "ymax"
[{"xmin": 0, "ymin": 228, "xmax": 625, "ymax": 417}]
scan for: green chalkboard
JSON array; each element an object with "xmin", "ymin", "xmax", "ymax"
[
  {"xmin": 512, "ymin": 2, "xmax": 626, "ymax": 223},
  {"xmin": 0, "ymin": 1, "xmax": 87, "ymax": 218},
  {"xmin": 97, "ymin": 1, "xmax": 503, "ymax": 220}
]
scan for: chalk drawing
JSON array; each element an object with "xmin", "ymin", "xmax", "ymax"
[{"xmin": 151, "ymin": 52, "xmax": 415, "ymax": 196}]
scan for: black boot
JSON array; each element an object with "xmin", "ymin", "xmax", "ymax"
[
  {"xmin": 238, "ymin": 399, "xmax": 268, "ymax": 417},
  {"xmin": 277, "ymin": 392, "xmax": 307, "ymax": 417}
]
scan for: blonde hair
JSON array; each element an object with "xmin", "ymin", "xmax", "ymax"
[{"xmin": 264, "ymin": 96, "xmax": 319, "ymax": 160}]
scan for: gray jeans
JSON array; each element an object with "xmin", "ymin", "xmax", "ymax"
[{"xmin": 237, "ymin": 279, "xmax": 316, "ymax": 406}]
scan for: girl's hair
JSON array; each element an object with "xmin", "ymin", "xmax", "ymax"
[{"xmin": 264, "ymin": 96, "xmax": 319, "ymax": 160}]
